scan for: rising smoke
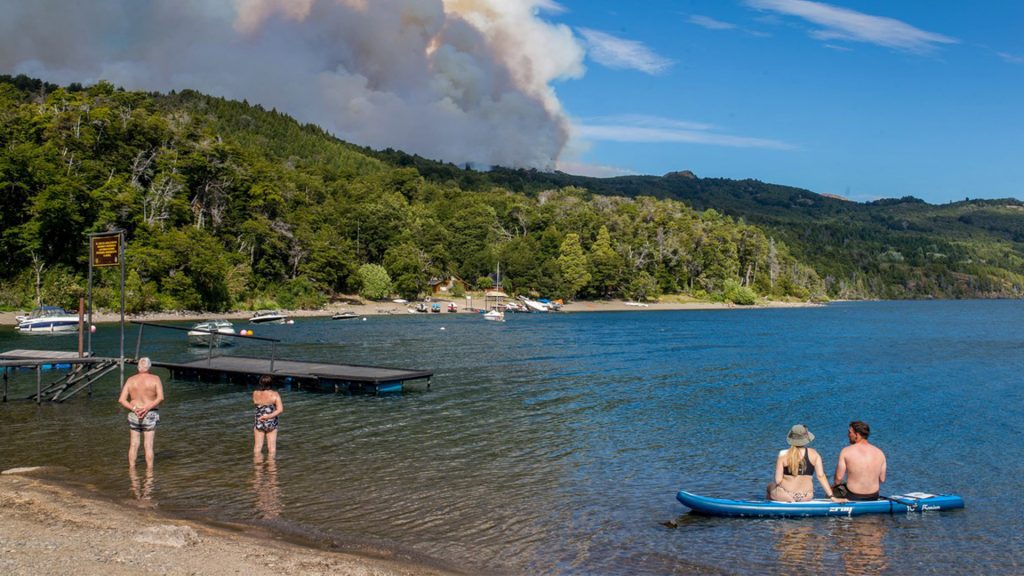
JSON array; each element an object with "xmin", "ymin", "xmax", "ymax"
[{"xmin": 0, "ymin": 0, "xmax": 586, "ymax": 169}]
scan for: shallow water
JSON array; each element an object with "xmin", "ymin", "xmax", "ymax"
[{"xmin": 1, "ymin": 301, "xmax": 1022, "ymax": 574}]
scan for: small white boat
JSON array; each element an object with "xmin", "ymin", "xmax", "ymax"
[
  {"xmin": 624, "ymin": 301, "xmax": 650, "ymax": 307},
  {"xmin": 187, "ymin": 319, "xmax": 236, "ymax": 347},
  {"xmin": 250, "ymin": 310, "xmax": 288, "ymax": 324},
  {"xmin": 483, "ymin": 310, "xmax": 505, "ymax": 322},
  {"xmin": 332, "ymin": 310, "xmax": 360, "ymax": 320},
  {"xmin": 15, "ymin": 306, "xmax": 80, "ymax": 334}
]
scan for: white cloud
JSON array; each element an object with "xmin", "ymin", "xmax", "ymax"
[
  {"xmin": 688, "ymin": 15, "xmax": 736, "ymax": 31},
  {"xmin": 746, "ymin": 0, "xmax": 958, "ymax": 53},
  {"xmin": 578, "ymin": 28, "xmax": 674, "ymax": 74},
  {"xmin": 997, "ymin": 52, "xmax": 1024, "ymax": 64},
  {"xmin": 572, "ymin": 114, "xmax": 795, "ymax": 150}
]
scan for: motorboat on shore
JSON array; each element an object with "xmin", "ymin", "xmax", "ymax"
[
  {"xmin": 537, "ymin": 298, "xmax": 563, "ymax": 311},
  {"xmin": 332, "ymin": 310, "xmax": 360, "ymax": 320},
  {"xmin": 250, "ymin": 310, "xmax": 288, "ymax": 324},
  {"xmin": 517, "ymin": 295, "xmax": 549, "ymax": 312},
  {"xmin": 187, "ymin": 319, "xmax": 237, "ymax": 347},
  {"xmin": 15, "ymin": 306, "xmax": 80, "ymax": 334}
]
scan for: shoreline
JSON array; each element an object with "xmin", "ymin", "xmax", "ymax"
[
  {"xmin": 0, "ymin": 468, "xmax": 462, "ymax": 576},
  {"xmin": 0, "ymin": 298, "xmax": 824, "ymax": 327}
]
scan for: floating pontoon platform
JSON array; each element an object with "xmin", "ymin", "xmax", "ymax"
[
  {"xmin": 153, "ymin": 355, "xmax": 433, "ymax": 394},
  {"xmin": 1, "ymin": 349, "xmax": 120, "ymax": 403}
]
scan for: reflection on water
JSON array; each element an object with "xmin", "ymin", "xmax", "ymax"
[
  {"xmin": 774, "ymin": 522, "xmax": 828, "ymax": 573},
  {"xmin": 832, "ymin": 517, "xmax": 889, "ymax": 575},
  {"xmin": 1, "ymin": 301, "xmax": 1022, "ymax": 574},
  {"xmin": 253, "ymin": 454, "xmax": 282, "ymax": 520},
  {"xmin": 129, "ymin": 466, "xmax": 154, "ymax": 503},
  {"xmin": 773, "ymin": 518, "xmax": 889, "ymax": 575}
]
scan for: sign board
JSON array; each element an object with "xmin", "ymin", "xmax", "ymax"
[{"xmin": 91, "ymin": 234, "xmax": 121, "ymax": 267}]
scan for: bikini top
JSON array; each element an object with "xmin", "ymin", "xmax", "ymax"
[{"xmin": 783, "ymin": 448, "xmax": 815, "ymax": 476}]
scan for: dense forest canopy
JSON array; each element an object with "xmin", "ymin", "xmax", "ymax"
[{"xmin": 0, "ymin": 76, "xmax": 1020, "ymax": 312}]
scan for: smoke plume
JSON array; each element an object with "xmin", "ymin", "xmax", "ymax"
[{"xmin": 0, "ymin": 0, "xmax": 586, "ymax": 169}]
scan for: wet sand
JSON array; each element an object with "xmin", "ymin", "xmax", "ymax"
[
  {"xmin": 0, "ymin": 468, "xmax": 460, "ymax": 576},
  {"xmin": 0, "ymin": 297, "xmax": 822, "ymax": 327}
]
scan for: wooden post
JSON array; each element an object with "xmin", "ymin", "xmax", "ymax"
[
  {"xmin": 78, "ymin": 298, "xmax": 85, "ymax": 358},
  {"xmin": 36, "ymin": 365, "xmax": 41, "ymax": 405}
]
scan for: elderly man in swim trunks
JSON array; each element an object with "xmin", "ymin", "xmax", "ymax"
[
  {"xmin": 117, "ymin": 357, "xmax": 164, "ymax": 469},
  {"xmin": 833, "ymin": 421, "xmax": 887, "ymax": 501}
]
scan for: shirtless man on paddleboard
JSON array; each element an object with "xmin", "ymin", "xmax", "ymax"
[{"xmin": 833, "ymin": 421, "xmax": 887, "ymax": 500}]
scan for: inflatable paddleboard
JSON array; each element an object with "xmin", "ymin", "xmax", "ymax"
[{"xmin": 676, "ymin": 490, "xmax": 964, "ymax": 517}]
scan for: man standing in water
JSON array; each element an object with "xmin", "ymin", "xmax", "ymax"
[
  {"xmin": 833, "ymin": 421, "xmax": 887, "ymax": 500},
  {"xmin": 117, "ymin": 357, "xmax": 164, "ymax": 469}
]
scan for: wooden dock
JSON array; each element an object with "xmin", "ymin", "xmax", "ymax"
[
  {"xmin": 1, "ymin": 349, "xmax": 120, "ymax": 403},
  {"xmin": 153, "ymin": 355, "xmax": 433, "ymax": 394}
]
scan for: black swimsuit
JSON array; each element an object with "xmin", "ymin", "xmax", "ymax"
[{"xmin": 784, "ymin": 449, "xmax": 815, "ymax": 476}]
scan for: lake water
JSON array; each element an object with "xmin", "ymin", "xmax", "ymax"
[{"xmin": 1, "ymin": 301, "xmax": 1022, "ymax": 574}]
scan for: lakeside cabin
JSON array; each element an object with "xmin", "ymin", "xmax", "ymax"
[{"xmin": 429, "ymin": 275, "xmax": 468, "ymax": 297}]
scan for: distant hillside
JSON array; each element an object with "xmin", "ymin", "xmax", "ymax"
[
  {"xmin": 469, "ymin": 168, "xmax": 1024, "ymax": 299},
  {"xmin": 1, "ymin": 75, "xmax": 1021, "ymax": 313}
]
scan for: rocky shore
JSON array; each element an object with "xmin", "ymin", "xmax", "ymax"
[
  {"xmin": 0, "ymin": 298, "xmax": 822, "ymax": 327},
  {"xmin": 0, "ymin": 469, "xmax": 459, "ymax": 576}
]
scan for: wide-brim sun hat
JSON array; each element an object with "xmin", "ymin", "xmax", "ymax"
[{"xmin": 787, "ymin": 424, "xmax": 815, "ymax": 446}]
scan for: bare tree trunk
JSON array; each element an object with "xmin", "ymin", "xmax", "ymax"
[{"xmin": 31, "ymin": 251, "xmax": 45, "ymax": 307}]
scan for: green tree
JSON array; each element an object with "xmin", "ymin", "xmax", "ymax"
[
  {"xmin": 384, "ymin": 242, "xmax": 429, "ymax": 300},
  {"xmin": 624, "ymin": 271, "xmax": 661, "ymax": 302},
  {"xmin": 588, "ymin": 225, "xmax": 622, "ymax": 297},
  {"xmin": 356, "ymin": 263, "xmax": 392, "ymax": 300},
  {"xmin": 557, "ymin": 233, "xmax": 590, "ymax": 299},
  {"xmin": 723, "ymin": 278, "xmax": 757, "ymax": 305}
]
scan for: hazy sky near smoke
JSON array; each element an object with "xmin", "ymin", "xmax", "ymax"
[{"xmin": 1, "ymin": 0, "xmax": 1023, "ymax": 202}]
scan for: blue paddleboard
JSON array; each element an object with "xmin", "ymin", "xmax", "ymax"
[{"xmin": 676, "ymin": 490, "xmax": 964, "ymax": 517}]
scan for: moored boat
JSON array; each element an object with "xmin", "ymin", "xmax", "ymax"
[
  {"xmin": 187, "ymin": 319, "xmax": 237, "ymax": 347},
  {"xmin": 250, "ymin": 310, "xmax": 288, "ymax": 324},
  {"xmin": 332, "ymin": 310, "xmax": 360, "ymax": 320},
  {"xmin": 483, "ymin": 309, "xmax": 505, "ymax": 322},
  {"xmin": 15, "ymin": 306, "xmax": 80, "ymax": 334},
  {"xmin": 676, "ymin": 490, "xmax": 964, "ymax": 518},
  {"xmin": 517, "ymin": 295, "xmax": 549, "ymax": 312}
]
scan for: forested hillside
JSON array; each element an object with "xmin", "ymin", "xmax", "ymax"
[
  {"xmin": 461, "ymin": 168, "xmax": 1024, "ymax": 299},
  {"xmin": 0, "ymin": 76, "xmax": 1020, "ymax": 313}
]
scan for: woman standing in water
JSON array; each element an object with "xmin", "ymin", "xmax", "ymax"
[
  {"xmin": 252, "ymin": 375, "xmax": 283, "ymax": 456},
  {"xmin": 767, "ymin": 424, "xmax": 836, "ymax": 502}
]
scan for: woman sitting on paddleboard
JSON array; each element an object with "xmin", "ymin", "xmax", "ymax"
[{"xmin": 767, "ymin": 425, "xmax": 838, "ymax": 502}]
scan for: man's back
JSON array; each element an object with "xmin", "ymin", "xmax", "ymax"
[
  {"xmin": 125, "ymin": 373, "xmax": 161, "ymax": 406},
  {"xmin": 839, "ymin": 441, "xmax": 886, "ymax": 494}
]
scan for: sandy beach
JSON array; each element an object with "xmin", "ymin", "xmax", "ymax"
[
  {"xmin": 0, "ymin": 468, "xmax": 460, "ymax": 576},
  {"xmin": 0, "ymin": 297, "xmax": 822, "ymax": 327}
]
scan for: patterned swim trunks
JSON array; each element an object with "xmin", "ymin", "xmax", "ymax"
[{"xmin": 128, "ymin": 410, "xmax": 160, "ymax": 432}]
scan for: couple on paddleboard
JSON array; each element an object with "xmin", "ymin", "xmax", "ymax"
[{"xmin": 766, "ymin": 421, "xmax": 887, "ymax": 503}]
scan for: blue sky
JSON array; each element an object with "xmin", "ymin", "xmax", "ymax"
[{"xmin": 547, "ymin": 0, "xmax": 1024, "ymax": 203}]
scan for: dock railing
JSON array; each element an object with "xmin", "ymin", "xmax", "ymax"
[{"xmin": 130, "ymin": 321, "xmax": 282, "ymax": 372}]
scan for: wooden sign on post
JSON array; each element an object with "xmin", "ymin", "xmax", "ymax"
[{"xmin": 91, "ymin": 234, "xmax": 121, "ymax": 267}]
